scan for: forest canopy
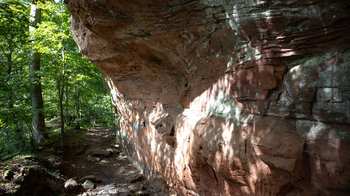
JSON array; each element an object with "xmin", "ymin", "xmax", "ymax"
[{"xmin": 0, "ymin": 0, "xmax": 115, "ymax": 160}]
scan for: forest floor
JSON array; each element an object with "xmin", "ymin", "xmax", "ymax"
[
  {"xmin": 0, "ymin": 127, "xmax": 169, "ymax": 196},
  {"xmin": 62, "ymin": 127, "xmax": 168, "ymax": 196}
]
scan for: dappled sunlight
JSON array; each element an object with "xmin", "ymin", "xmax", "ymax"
[
  {"xmin": 83, "ymin": 0, "xmax": 350, "ymax": 195},
  {"xmin": 0, "ymin": 0, "xmax": 348, "ymax": 194}
]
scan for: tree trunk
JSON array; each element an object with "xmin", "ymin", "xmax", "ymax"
[
  {"xmin": 29, "ymin": 3, "xmax": 47, "ymax": 143},
  {"xmin": 6, "ymin": 50, "xmax": 14, "ymax": 110},
  {"xmin": 59, "ymin": 48, "xmax": 65, "ymax": 142},
  {"xmin": 64, "ymin": 75, "xmax": 71, "ymax": 125},
  {"xmin": 75, "ymin": 89, "xmax": 81, "ymax": 129}
]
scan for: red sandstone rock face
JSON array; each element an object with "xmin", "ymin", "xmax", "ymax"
[{"xmin": 65, "ymin": 0, "xmax": 350, "ymax": 195}]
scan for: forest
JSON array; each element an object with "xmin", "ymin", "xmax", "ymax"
[{"xmin": 0, "ymin": 0, "xmax": 115, "ymax": 161}]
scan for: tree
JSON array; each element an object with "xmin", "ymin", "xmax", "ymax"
[
  {"xmin": 0, "ymin": 0, "xmax": 28, "ymax": 112},
  {"xmin": 0, "ymin": 0, "xmax": 116, "ymax": 160},
  {"xmin": 0, "ymin": 0, "xmax": 33, "ymax": 159},
  {"xmin": 58, "ymin": 46, "xmax": 65, "ymax": 141},
  {"xmin": 28, "ymin": 1, "xmax": 47, "ymax": 143}
]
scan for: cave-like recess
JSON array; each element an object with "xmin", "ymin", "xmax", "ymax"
[{"xmin": 66, "ymin": 0, "xmax": 350, "ymax": 195}]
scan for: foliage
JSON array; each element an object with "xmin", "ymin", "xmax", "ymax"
[
  {"xmin": 0, "ymin": 0, "xmax": 32, "ymax": 161},
  {"xmin": 0, "ymin": 0, "xmax": 116, "ymax": 161}
]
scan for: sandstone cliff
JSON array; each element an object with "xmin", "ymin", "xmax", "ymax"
[{"xmin": 66, "ymin": 0, "xmax": 350, "ymax": 195}]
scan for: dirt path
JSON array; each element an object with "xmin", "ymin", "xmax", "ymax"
[{"xmin": 62, "ymin": 127, "xmax": 167, "ymax": 196}]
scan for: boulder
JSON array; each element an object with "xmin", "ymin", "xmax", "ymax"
[
  {"xmin": 82, "ymin": 180, "xmax": 95, "ymax": 190},
  {"xmin": 64, "ymin": 178, "xmax": 78, "ymax": 190}
]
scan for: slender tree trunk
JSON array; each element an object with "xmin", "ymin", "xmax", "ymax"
[
  {"xmin": 65, "ymin": 80, "xmax": 68, "ymax": 115},
  {"xmin": 75, "ymin": 89, "xmax": 81, "ymax": 129},
  {"xmin": 59, "ymin": 48, "xmax": 65, "ymax": 142},
  {"xmin": 6, "ymin": 51, "xmax": 14, "ymax": 109},
  {"xmin": 65, "ymin": 77, "xmax": 69, "ymax": 106},
  {"xmin": 29, "ymin": 3, "xmax": 47, "ymax": 143},
  {"xmin": 59, "ymin": 91, "xmax": 64, "ymax": 141}
]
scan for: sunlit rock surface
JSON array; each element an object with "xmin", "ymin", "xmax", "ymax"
[{"xmin": 66, "ymin": 0, "xmax": 350, "ymax": 195}]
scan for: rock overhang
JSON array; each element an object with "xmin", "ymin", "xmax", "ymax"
[{"xmin": 66, "ymin": 0, "xmax": 350, "ymax": 195}]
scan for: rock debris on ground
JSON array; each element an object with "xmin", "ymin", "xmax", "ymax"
[
  {"xmin": 0, "ymin": 127, "xmax": 169, "ymax": 195},
  {"xmin": 62, "ymin": 127, "xmax": 168, "ymax": 196}
]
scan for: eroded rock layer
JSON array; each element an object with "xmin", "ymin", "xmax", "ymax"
[{"xmin": 66, "ymin": 0, "xmax": 350, "ymax": 195}]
